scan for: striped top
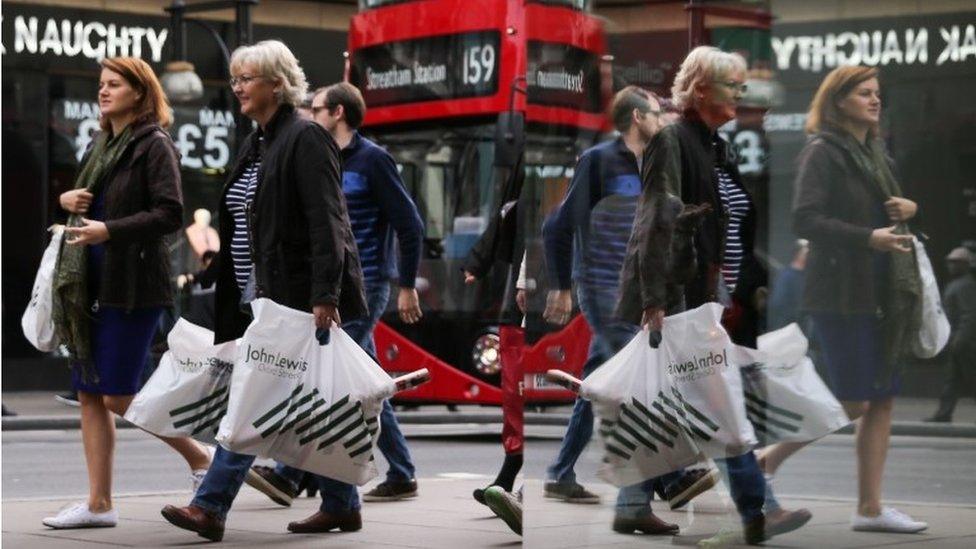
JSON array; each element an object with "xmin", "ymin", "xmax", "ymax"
[
  {"xmin": 714, "ymin": 164, "xmax": 749, "ymax": 292},
  {"xmin": 340, "ymin": 133, "xmax": 424, "ymax": 287},
  {"xmin": 225, "ymin": 146, "xmax": 262, "ymax": 291},
  {"xmin": 543, "ymin": 138, "xmax": 641, "ymax": 291},
  {"xmin": 582, "ymin": 194, "xmax": 638, "ymax": 291}
]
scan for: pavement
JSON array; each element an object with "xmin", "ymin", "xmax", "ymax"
[
  {"xmin": 525, "ymin": 479, "xmax": 976, "ymax": 548},
  {"xmin": 3, "ymin": 477, "xmax": 974, "ymax": 548},
  {"xmin": 2, "ymin": 477, "xmax": 521, "ymax": 548},
  {"xmin": 4, "ymin": 391, "xmax": 976, "ymax": 437}
]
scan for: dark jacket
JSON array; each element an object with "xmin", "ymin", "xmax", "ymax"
[
  {"xmin": 213, "ymin": 105, "xmax": 368, "ymax": 343},
  {"xmin": 97, "ymin": 121, "xmax": 183, "ymax": 309},
  {"xmin": 619, "ymin": 117, "xmax": 765, "ymax": 329},
  {"xmin": 792, "ymin": 129, "xmax": 890, "ymax": 315},
  {"xmin": 463, "ymin": 155, "xmax": 526, "ymax": 324}
]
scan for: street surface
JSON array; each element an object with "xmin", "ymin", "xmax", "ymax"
[{"xmin": 3, "ymin": 428, "xmax": 975, "ymax": 547}]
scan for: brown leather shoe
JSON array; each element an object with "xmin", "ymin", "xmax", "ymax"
[
  {"xmin": 765, "ymin": 508, "xmax": 812, "ymax": 538},
  {"xmin": 743, "ymin": 508, "xmax": 812, "ymax": 545},
  {"xmin": 161, "ymin": 504, "xmax": 224, "ymax": 542},
  {"xmin": 612, "ymin": 509, "xmax": 680, "ymax": 535},
  {"xmin": 287, "ymin": 510, "xmax": 363, "ymax": 533}
]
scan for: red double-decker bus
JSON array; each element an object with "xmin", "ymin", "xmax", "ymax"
[{"xmin": 346, "ymin": 0, "xmax": 610, "ymax": 406}]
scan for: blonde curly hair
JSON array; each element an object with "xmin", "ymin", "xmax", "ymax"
[
  {"xmin": 230, "ymin": 40, "xmax": 308, "ymax": 108},
  {"xmin": 671, "ymin": 46, "xmax": 747, "ymax": 112}
]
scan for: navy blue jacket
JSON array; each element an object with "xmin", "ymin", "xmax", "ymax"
[
  {"xmin": 543, "ymin": 137, "xmax": 641, "ymax": 291},
  {"xmin": 341, "ymin": 132, "xmax": 425, "ymax": 288}
]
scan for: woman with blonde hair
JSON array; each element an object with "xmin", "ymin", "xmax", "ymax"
[
  {"xmin": 44, "ymin": 57, "xmax": 212, "ymax": 529},
  {"xmin": 760, "ymin": 65, "xmax": 927, "ymax": 533},
  {"xmin": 621, "ymin": 45, "xmax": 812, "ymax": 544},
  {"xmin": 160, "ymin": 39, "xmax": 368, "ymax": 542}
]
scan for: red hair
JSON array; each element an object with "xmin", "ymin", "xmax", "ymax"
[{"xmin": 99, "ymin": 57, "xmax": 172, "ymax": 131}]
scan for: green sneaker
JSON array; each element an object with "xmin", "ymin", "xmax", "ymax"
[{"xmin": 484, "ymin": 486, "xmax": 522, "ymax": 536}]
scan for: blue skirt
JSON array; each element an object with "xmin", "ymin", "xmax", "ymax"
[
  {"xmin": 810, "ymin": 312, "xmax": 900, "ymax": 402},
  {"xmin": 72, "ymin": 306, "xmax": 163, "ymax": 396}
]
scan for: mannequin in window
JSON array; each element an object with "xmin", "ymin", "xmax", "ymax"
[{"xmin": 184, "ymin": 208, "xmax": 219, "ymax": 263}]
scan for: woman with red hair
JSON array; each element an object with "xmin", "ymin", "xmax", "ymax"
[{"xmin": 45, "ymin": 57, "xmax": 211, "ymax": 529}]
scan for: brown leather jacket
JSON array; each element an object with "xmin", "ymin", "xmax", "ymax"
[{"xmin": 95, "ymin": 121, "xmax": 183, "ymax": 309}]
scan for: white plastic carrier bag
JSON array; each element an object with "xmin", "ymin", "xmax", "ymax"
[
  {"xmin": 124, "ymin": 318, "xmax": 236, "ymax": 445},
  {"xmin": 22, "ymin": 226, "xmax": 65, "ymax": 352},
  {"xmin": 580, "ymin": 331, "xmax": 702, "ymax": 487},
  {"xmin": 740, "ymin": 323, "xmax": 850, "ymax": 445},
  {"xmin": 216, "ymin": 298, "xmax": 397, "ymax": 486},
  {"xmin": 577, "ymin": 303, "xmax": 758, "ymax": 486},
  {"xmin": 912, "ymin": 237, "xmax": 951, "ymax": 358},
  {"xmin": 656, "ymin": 303, "xmax": 758, "ymax": 458}
]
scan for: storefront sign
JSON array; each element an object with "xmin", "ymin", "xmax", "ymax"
[
  {"xmin": 773, "ymin": 14, "xmax": 976, "ymax": 74},
  {"xmin": 349, "ymin": 30, "xmax": 501, "ymax": 107},
  {"xmin": 1, "ymin": 14, "xmax": 168, "ymax": 62}
]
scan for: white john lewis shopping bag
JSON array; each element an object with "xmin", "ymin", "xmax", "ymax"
[
  {"xmin": 581, "ymin": 332, "xmax": 702, "ymax": 487},
  {"xmin": 22, "ymin": 226, "xmax": 64, "ymax": 352},
  {"xmin": 657, "ymin": 303, "xmax": 758, "ymax": 458},
  {"xmin": 740, "ymin": 324, "xmax": 850, "ymax": 445},
  {"xmin": 581, "ymin": 303, "xmax": 758, "ymax": 486},
  {"xmin": 124, "ymin": 319, "xmax": 236, "ymax": 445},
  {"xmin": 216, "ymin": 298, "xmax": 396, "ymax": 486},
  {"xmin": 912, "ymin": 237, "xmax": 951, "ymax": 358}
]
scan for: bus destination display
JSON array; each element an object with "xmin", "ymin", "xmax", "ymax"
[
  {"xmin": 527, "ymin": 40, "xmax": 602, "ymax": 113},
  {"xmin": 350, "ymin": 30, "xmax": 502, "ymax": 107}
]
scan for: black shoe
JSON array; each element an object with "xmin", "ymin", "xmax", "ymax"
[
  {"xmin": 923, "ymin": 415, "xmax": 951, "ymax": 423},
  {"xmin": 244, "ymin": 465, "xmax": 297, "ymax": 507},
  {"xmin": 1, "ymin": 404, "xmax": 16, "ymax": 417},
  {"xmin": 54, "ymin": 392, "xmax": 80, "ymax": 407},
  {"xmin": 543, "ymin": 481, "xmax": 600, "ymax": 504},
  {"xmin": 658, "ymin": 468, "xmax": 720, "ymax": 510},
  {"xmin": 363, "ymin": 479, "xmax": 418, "ymax": 502}
]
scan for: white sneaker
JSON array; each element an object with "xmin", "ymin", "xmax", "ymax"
[
  {"xmin": 42, "ymin": 502, "xmax": 118, "ymax": 529},
  {"xmin": 851, "ymin": 506, "xmax": 928, "ymax": 533},
  {"xmin": 191, "ymin": 469, "xmax": 208, "ymax": 493}
]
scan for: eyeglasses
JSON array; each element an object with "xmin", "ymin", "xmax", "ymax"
[
  {"xmin": 310, "ymin": 105, "xmax": 329, "ymax": 115},
  {"xmin": 229, "ymin": 74, "xmax": 262, "ymax": 88},
  {"xmin": 714, "ymin": 80, "xmax": 748, "ymax": 94}
]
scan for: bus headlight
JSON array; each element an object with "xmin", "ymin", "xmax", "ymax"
[{"xmin": 472, "ymin": 332, "xmax": 501, "ymax": 376}]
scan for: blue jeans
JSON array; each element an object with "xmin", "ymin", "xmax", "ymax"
[
  {"xmin": 546, "ymin": 285, "xmax": 680, "ymax": 513},
  {"xmin": 193, "ymin": 444, "xmax": 360, "ymax": 519},
  {"xmin": 714, "ymin": 453, "xmax": 767, "ymax": 524},
  {"xmin": 276, "ymin": 282, "xmax": 416, "ymax": 486},
  {"xmin": 547, "ymin": 286, "xmax": 635, "ymax": 484}
]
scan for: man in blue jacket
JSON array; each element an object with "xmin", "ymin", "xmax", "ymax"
[
  {"xmin": 248, "ymin": 82, "xmax": 425, "ymax": 507},
  {"xmin": 542, "ymin": 86, "xmax": 717, "ymax": 535}
]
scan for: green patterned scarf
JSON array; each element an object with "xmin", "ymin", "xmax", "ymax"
[{"xmin": 52, "ymin": 127, "xmax": 133, "ymax": 375}]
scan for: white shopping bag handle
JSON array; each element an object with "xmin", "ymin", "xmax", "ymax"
[
  {"xmin": 545, "ymin": 369, "xmax": 581, "ymax": 393},
  {"xmin": 393, "ymin": 368, "xmax": 431, "ymax": 392}
]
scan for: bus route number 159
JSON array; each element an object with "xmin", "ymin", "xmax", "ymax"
[{"xmin": 462, "ymin": 44, "xmax": 496, "ymax": 86}]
